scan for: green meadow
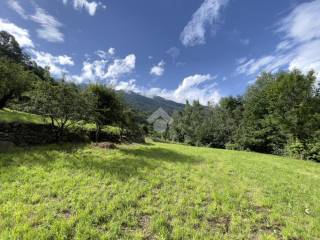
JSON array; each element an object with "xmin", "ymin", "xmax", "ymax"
[{"xmin": 1, "ymin": 142, "xmax": 319, "ymax": 239}]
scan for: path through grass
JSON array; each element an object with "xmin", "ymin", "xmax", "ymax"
[{"xmin": 0, "ymin": 142, "xmax": 319, "ymax": 239}]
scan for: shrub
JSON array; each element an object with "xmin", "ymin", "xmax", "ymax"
[
  {"xmin": 306, "ymin": 141, "xmax": 320, "ymax": 162},
  {"xmin": 285, "ymin": 139, "xmax": 306, "ymax": 160}
]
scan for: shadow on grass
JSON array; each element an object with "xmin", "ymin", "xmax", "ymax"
[
  {"xmin": 0, "ymin": 144, "xmax": 202, "ymax": 180},
  {"xmin": 119, "ymin": 147, "xmax": 202, "ymax": 164}
]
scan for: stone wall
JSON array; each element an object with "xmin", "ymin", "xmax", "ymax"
[{"xmin": 0, "ymin": 122, "xmax": 143, "ymax": 147}]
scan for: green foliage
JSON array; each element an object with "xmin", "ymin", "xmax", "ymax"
[
  {"xmin": 30, "ymin": 80, "xmax": 91, "ymax": 139},
  {"xmin": 170, "ymin": 101, "xmax": 207, "ymax": 146},
  {"xmin": 0, "ymin": 57, "xmax": 38, "ymax": 109},
  {"xmin": 0, "ymin": 31, "xmax": 25, "ymax": 62},
  {"xmin": 285, "ymin": 139, "xmax": 306, "ymax": 160},
  {"xmin": 170, "ymin": 70, "xmax": 320, "ymax": 161},
  {"xmin": 1, "ymin": 142, "xmax": 320, "ymax": 239},
  {"xmin": 306, "ymin": 141, "xmax": 320, "ymax": 162}
]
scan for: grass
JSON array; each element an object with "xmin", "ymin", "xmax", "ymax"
[
  {"xmin": 0, "ymin": 108, "xmax": 44, "ymax": 124},
  {"xmin": 0, "ymin": 142, "xmax": 319, "ymax": 239},
  {"xmin": 0, "ymin": 109, "xmax": 120, "ymax": 134}
]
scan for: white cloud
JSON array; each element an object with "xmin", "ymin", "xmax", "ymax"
[
  {"xmin": 71, "ymin": 54, "xmax": 136, "ymax": 84},
  {"xmin": 237, "ymin": 0, "xmax": 320, "ymax": 83},
  {"xmin": 180, "ymin": 0, "xmax": 229, "ymax": 47},
  {"xmin": 114, "ymin": 79, "xmax": 139, "ymax": 92},
  {"xmin": 278, "ymin": 1, "xmax": 320, "ymax": 44},
  {"xmin": 150, "ymin": 60, "xmax": 165, "ymax": 76},
  {"xmin": 7, "ymin": 0, "xmax": 28, "ymax": 19},
  {"xmin": 28, "ymin": 49, "xmax": 74, "ymax": 77},
  {"xmin": 62, "ymin": 0, "xmax": 105, "ymax": 16},
  {"xmin": 31, "ymin": 7, "xmax": 64, "ymax": 43},
  {"xmin": 120, "ymin": 74, "xmax": 221, "ymax": 105},
  {"xmin": 95, "ymin": 47, "xmax": 116, "ymax": 59},
  {"xmin": 0, "ymin": 18, "xmax": 34, "ymax": 48},
  {"xmin": 95, "ymin": 50, "xmax": 107, "ymax": 59},
  {"xmin": 149, "ymin": 74, "xmax": 220, "ymax": 105},
  {"xmin": 108, "ymin": 47, "xmax": 115, "ymax": 55},
  {"xmin": 105, "ymin": 54, "xmax": 136, "ymax": 79}
]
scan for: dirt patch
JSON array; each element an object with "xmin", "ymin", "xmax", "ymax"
[
  {"xmin": 251, "ymin": 217, "xmax": 284, "ymax": 239},
  {"xmin": 139, "ymin": 215, "xmax": 155, "ymax": 240},
  {"xmin": 92, "ymin": 142, "xmax": 117, "ymax": 150},
  {"xmin": 60, "ymin": 209, "xmax": 72, "ymax": 218},
  {"xmin": 252, "ymin": 205, "xmax": 271, "ymax": 214},
  {"xmin": 207, "ymin": 215, "xmax": 231, "ymax": 234}
]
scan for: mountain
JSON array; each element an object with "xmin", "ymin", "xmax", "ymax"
[{"xmin": 121, "ymin": 91, "xmax": 185, "ymax": 115}]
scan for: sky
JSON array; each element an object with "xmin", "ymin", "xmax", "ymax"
[{"xmin": 0, "ymin": 0, "xmax": 320, "ymax": 105}]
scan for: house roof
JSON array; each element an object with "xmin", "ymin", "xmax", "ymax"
[{"xmin": 147, "ymin": 107, "xmax": 173, "ymax": 124}]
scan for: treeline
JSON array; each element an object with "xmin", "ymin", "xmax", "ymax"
[
  {"xmin": 170, "ymin": 71, "xmax": 320, "ymax": 162},
  {"xmin": 0, "ymin": 31, "xmax": 144, "ymax": 142}
]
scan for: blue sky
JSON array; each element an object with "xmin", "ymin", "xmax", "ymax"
[{"xmin": 1, "ymin": 0, "xmax": 320, "ymax": 104}]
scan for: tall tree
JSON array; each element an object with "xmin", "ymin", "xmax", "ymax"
[
  {"xmin": 0, "ymin": 31, "xmax": 25, "ymax": 62},
  {"xmin": 31, "ymin": 80, "xmax": 91, "ymax": 140},
  {"xmin": 86, "ymin": 84, "xmax": 124, "ymax": 142},
  {"xmin": 0, "ymin": 58, "xmax": 37, "ymax": 109}
]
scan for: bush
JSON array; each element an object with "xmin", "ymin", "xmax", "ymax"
[
  {"xmin": 306, "ymin": 141, "xmax": 320, "ymax": 162},
  {"xmin": 285, "ymin": 139, "xmax": 305, "ymax": 160}
]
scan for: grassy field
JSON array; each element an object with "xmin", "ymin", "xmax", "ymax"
[
  {"xmin": 0, "ymin": 142, "xmax": 319, "ymax": 239},
  {"xmin": 0, "ymin": 109, "xmax": 120, "ymax": 134}
]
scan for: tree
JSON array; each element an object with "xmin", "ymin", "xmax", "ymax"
[
  {"xmin": 239, "ymin": 70, "xmax": 319, "ymax": 154},
  {"xmin": 170, "ymin": 101, "xmax": 207, "ymax": 146},
  {"xmin": 86, "ymin": 84, "xmax": 124, "ymax": 142},
  {"xmin": 0, "ymin": 58, "xmax": 37, "ymax": 109},
  {"xmin": 0, "ymin": 31, "xmax": 25, "ymax": 62},
  {"xmin": 31, "ymin": 80, "xmax": 91, "ymax": 140}
]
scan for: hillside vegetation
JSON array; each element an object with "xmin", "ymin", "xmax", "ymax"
[{"xmin": 1, "ymin": 142, "xmax": 319, "ymax": 239}]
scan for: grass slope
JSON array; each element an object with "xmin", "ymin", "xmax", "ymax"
[
  {"xmin": 0, "ymin": 142, "xmax": 319, "ymax": 239},
  {"xmin": 0, "ymin": 109, "xmax": 120, "ymax": 134},
  {"xmin": 0, "ymin": 109, "xmax": 44, "ymax": 124}
]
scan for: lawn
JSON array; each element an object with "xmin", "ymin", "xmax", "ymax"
[{"xmin": 0, "ymin": 142, "xmax": 319, "ymax": 239}]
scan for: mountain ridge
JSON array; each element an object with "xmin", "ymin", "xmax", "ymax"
[{"xmin": 120, "ymin": 91, "xmax": 185, "ymax": 115}]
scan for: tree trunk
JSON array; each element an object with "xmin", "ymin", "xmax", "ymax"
[{"xmin": 95, "ymin": 123, "xmax": 101, "ymax": 143}]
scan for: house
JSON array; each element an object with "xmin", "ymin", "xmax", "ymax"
[{"xmin": 147, "ymin": 108, "xmax": 173, "ymax": 133}]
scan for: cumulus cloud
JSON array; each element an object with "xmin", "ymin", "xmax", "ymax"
[
  {"xmin": 0, "ymin": 18, "xmax": 34, "ymax": 48},
  {"xmin": 62, "ymin": 0, "xmax": 106, "ymax": 16},
  {"xmin": 237, "ymin": 0, "xmax": 320, "ymax": 82},
  {"xmin": 105, "ymin": 54, "xmax": 136, "ymax": 79},
  {"xmin": 119, "ymin": 74, "xmax": 221, "ymax": 105},
  {"xmin": 150, "ymin": 60, "xmax": 165, "ymax": 76},
  {"xmin": 30, "ymin": 7, "xmax": 64, "ymax": 43},
  {"xmin": 72, "ymin": 59, "xmax": 108, "ymax": 83},
  {"xmin": 108, "ymin": 47, "xmax": 115, "ymax": 55},
  {"xmin": 71, "ymin": 54, "xmax": 136, "ymax": 84},
  {"xmin": 180, "ymin": 0, "xmax": 229, "ymax": 47},
  {"xmin": 28, "ymin": 49, "xmax": 74, "ymax": 77}
]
